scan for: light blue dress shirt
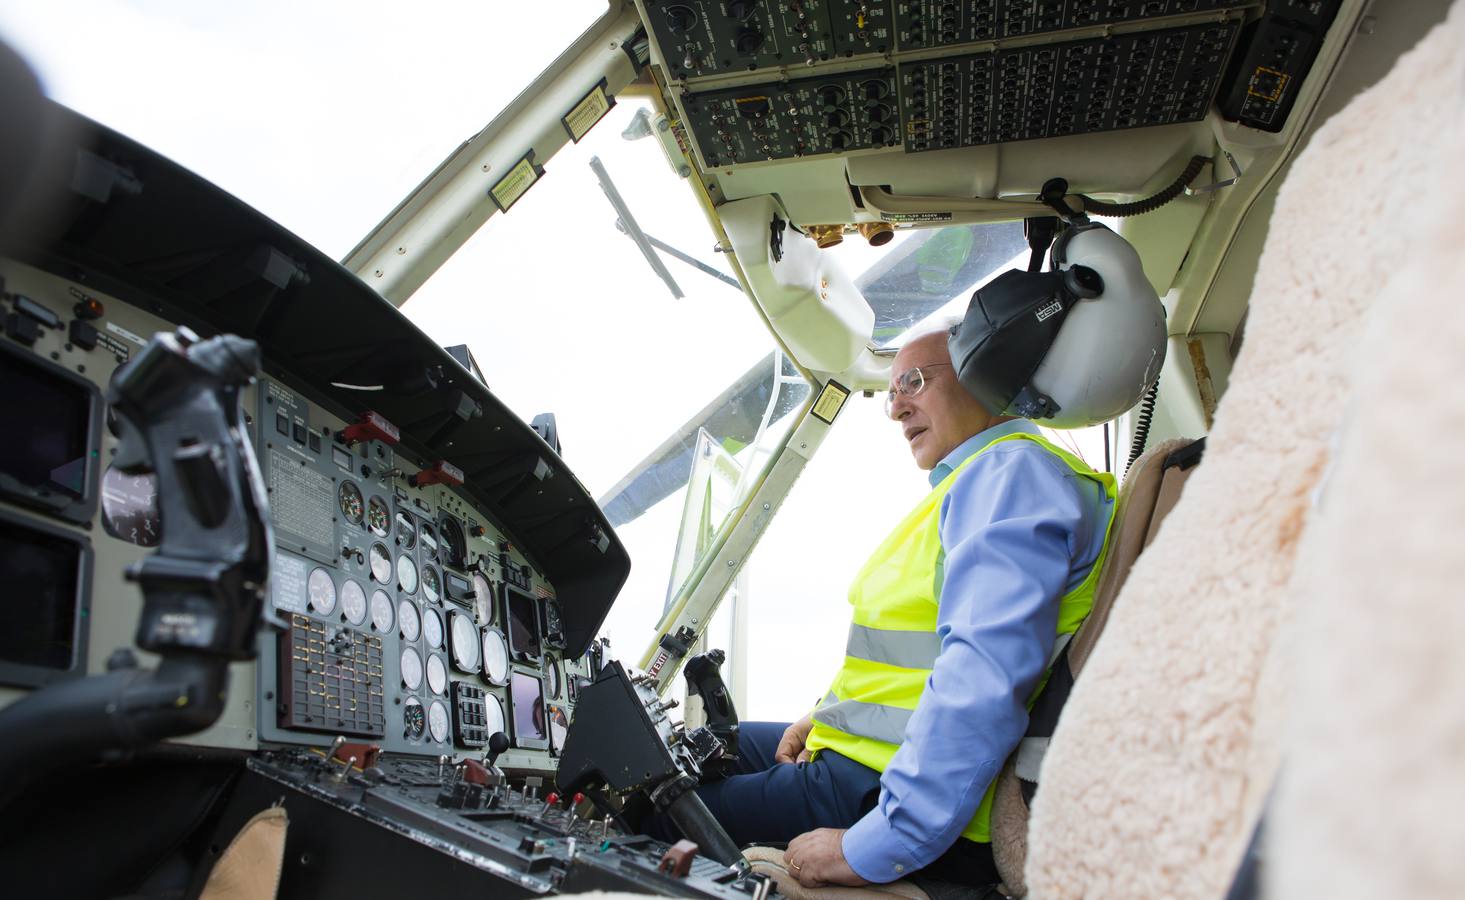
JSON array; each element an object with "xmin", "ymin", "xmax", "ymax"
[{"xmin": 841, "ymin": 419, "xmax": 1114, "ymax": 881}]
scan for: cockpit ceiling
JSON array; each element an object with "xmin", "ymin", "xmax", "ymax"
[{"xmin": 635, "ymin": 1, "xmax": 1336, "ymax": 228}]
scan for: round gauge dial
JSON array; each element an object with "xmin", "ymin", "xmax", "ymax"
[
  {"xmin": 367, "ymin": 497, "xmax": 390, "ymax": 537},
  {"xmin": 307, "ymin": 568, "xmax": 337, "ymax": 616},
  {"xmin": 397, "ymin": 554, "xmax": 419, "ymax": 595},
  {"xmin": 340, "ymin": 580, "xmax": 367, "ymax": 626},
  {"xmin": 398, "ymin": 600, "xmax": 421, "ymax": 642},
  {"xmin": 370, "ymin": 589, "xmax": 394, "ymax": 633},
  {"xmin": 339, "ymin": 481, "xmax": 364, "ymax": 525},
  {"xmin": 101, "ymin": 466, "xmax": 160, "ymax": 547},
  {"xmin": 423, "ymin": 606, "xmax": 444, "ymax": 649},
  {"xmin": 400, "ymin": 647, "xmax": 423, "ymax": 690},
  {"xmin": 422, "ymin": 566, "xmax": 441, "ymax": 604},
  {"xmin": 482, "ymin": 628, "xmax": 509, "ymax": 686},
  {"xmin": 368, "ymin": 542, "xmax": 392, "ymax": 584},
  {"xmin": 395, "ymin": 510, "xmax": 416, "ymax": 549},
  {"xmin": 426, "ymin": 653, "xmax": 447, "ymax": 696},
  {"xmin": 403, "ymin": 698, "xmax": 425, "ymax": 739},
  {"xmin": 546, "ymin": 658, "xmax": 562, "ymax": 700},
  {"xmin": 450, "ymin": 612, "xmax": 479, "ymax": 672},
  {"xmin": 548, "ymin": 705, "xmax": 570, "ymax": 754},
  {"xmin": 419, "ymin": 522, "xmax": 438, "ymax": 561},
  {"xmin": 438, "ymin": 515, "xmax": 467, "ymax": 569},
  {"xmin": 473, "ymin": 572, "xmax": 493, "ymax": 624},
  {"xmin": 428, "ymin": 699, "xmax": 450, "ymax": 743},
  {"xmin": 485, "ymin": 695, "xmax": 506, "ymax": 736}
]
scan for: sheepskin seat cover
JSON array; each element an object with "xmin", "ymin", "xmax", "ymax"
[
  {"xmin": 1269, "ymin": 15, "xmax": 1465, "ymax": 899},
  {"xmin": 1024, "ymin": 5, "xmax": 1465, "ymax": 897}
]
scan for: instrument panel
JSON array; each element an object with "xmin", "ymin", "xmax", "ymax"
[{"xmin": 0, "ymin": 256, "xmax": 593, "ymax": 772}]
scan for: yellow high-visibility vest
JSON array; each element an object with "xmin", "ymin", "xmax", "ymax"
[{"xmin": 805, "ymin": 431, "xmax": 1116, "ymax": 843}]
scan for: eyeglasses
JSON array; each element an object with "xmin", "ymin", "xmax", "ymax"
[{"xmin": 884, "ymin": 363, "xmax": 952, "ymax": 417}]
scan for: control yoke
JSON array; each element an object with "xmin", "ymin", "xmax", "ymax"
[{"xmin": 0, "ymin": 328, "xmax": 271, "ymax": 811}]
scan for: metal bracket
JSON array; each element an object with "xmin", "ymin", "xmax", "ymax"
[{"xmin": 1185, "ymin": 150, "xmax": 1244, "ymax": 196}]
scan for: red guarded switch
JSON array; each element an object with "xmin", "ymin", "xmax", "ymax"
[
  {"xmin": 342, "ymin": 411, "xmax": 400, "ymax": 446},
  {"xmin": 410, "ymin": 460, "xmax": 465, "ymax": 488}
]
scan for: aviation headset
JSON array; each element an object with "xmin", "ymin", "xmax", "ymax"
[{"xmin": 947, "ymin": 219, "xmax": 1167, "ymax": 429}]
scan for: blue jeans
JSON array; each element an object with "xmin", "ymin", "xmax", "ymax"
[
  {"xmin": 674, "ymin": 721, "xmax": 883, "ymax": 845},
  {"xmin": 646, "ymin": 720, "xmax": 1000, "ymax": 888}
]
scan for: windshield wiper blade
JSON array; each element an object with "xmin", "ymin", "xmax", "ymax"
[
  {"xmin": 637, "ymin": 230, "xmax": 741, "ymax": 290},
  {"xmin": 590, "ymin": 155, "xmax": 683, "ymax": 299}
]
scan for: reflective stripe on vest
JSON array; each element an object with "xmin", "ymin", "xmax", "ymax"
[{"xmin": 804, "ymin": 431, "xmax": 1117, "ymax": 844}]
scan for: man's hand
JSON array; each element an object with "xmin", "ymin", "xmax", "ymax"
[
  {"xmin": 774, "ymin": 713, "xmax": 815, "ymax": 764},
  {"xmin": 784, "ymin": 828, "xmax": 868, "ymax": 888}
]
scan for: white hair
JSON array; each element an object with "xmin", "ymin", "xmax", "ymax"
[{"xmin": 903, "ymin": 315, "xmax": 964, "ymax": 346}]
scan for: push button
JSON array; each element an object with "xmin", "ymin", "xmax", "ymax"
[
  {"xmin": 5, "ymin": 312, "xmax": 39, "ymax": 345},
  {"xmin": 69, "ymin": 319, "xmax": 99, "ymax": 351}
]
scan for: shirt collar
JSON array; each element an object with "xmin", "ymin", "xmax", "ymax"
[{"xmin": 929, "ymin": 419, "xmax": 1042, "ymax": 487}]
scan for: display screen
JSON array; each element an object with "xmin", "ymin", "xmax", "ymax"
[
  {"xmin": 444, "ymin": 571, "xmax": 472, "ymax": 606},
  {"xmin": 0, "ymin": 351, "xmax": 93, "ymax": 502},
  {"xmin": 0, "ymin": 518, "xmax": 83, "ymax": 676},
  {"xmin": 510, "ymin": 670, "xmax": 547, "ymax": 745},
  {"xmin": 504, "ymin": 584, "xmax": 542, "ymax": 661}
]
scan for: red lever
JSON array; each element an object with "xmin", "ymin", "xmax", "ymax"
[
  {"xmin": 331, "ymin": 741, "xmax": 382, "ymax": 770},
  {"xmin": 410, "ymin": 460, "xmax": 465, "ymax": 488},
  {"xmin": 341, "ymin": 411, "xmax": 400, "ymax": 446},
  {"xmin": 460, "ymin": 758, "xmax": 490, "ymax": 785}
]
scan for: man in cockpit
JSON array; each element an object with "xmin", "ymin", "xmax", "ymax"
[{"xmin": 652, "ymin": 224, "xmax": 1163, "ymax": 890}]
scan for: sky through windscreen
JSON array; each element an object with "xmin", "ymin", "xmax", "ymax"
[{"xmin": 0, "ymin": 0, "xmax": 608, "ymax": 259}]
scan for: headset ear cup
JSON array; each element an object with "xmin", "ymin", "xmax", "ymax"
[{"xmin": 1049, "ymin": 220, "xmax": 1105, "ymax": 270}]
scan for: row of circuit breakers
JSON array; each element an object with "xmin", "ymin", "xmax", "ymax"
[{"xmin": 641, "ymin": 0, "xmax": 1341, "ymax": 165}]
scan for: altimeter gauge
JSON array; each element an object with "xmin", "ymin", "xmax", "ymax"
[
  {"xmin": 428, "ymin": 699, "xmax": 450, "ymax": 743},
  {"xmin": 426, "ymin": 653, "xmax": 447, "ymax": 696},
  {"xmin": 370, "ymin": 589, "xmax": 394, "ymax": 633},
  {"xmin": 400, "ymin": 647, "xmax": 423, "ymax": 690},
  {"xmin": 423, "ymin": 606, "xmax": 443, "ymax": 649},
  {"xmin": 398, "ymin": 600, "xmax": 421, "ymax": 642},
  {"xmin": 397, "ymin": 554, "xmax": 419, "ymax": 595},
  {"xmin": 368, "ymin": 542, "xmax": 392, "ymax": 584},
  {"xmin": 340, "ymin": 579, "xmax": 367, "ymax": 626},
  {"xmin": 482, "ymin": 628, "xmax": 509, "ymax": 686},
  {"xmin": 450, "ymin": 612, "xmax": 479, "ymax": 672},
  {"xmin": 473, "ymin": 572, "xmax": 493, "ymax": 624},
  {"xmin": 307, "ymin": 567, "xmax": 337, "ymax": 616},
  {"xmin": 101, "ymin": 467, "xmax": 160, "ymax": 547}
]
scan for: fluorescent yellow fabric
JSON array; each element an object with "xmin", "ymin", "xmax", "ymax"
[{"xmin": 805, "ymin": 432, "xmax": 1116, "ymax": 843}]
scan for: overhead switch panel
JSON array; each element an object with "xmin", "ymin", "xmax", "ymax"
[
  {"xmin": 682, "ymin": 20, "xmax": 1238, "ymax": 165},
  {"xmin": 899, "ymin": 21, "xmax": 1238, "ymax": 152},
  {"xmin": 892, "ymin": 0, "xmax": 1252, "ymax": 49}
]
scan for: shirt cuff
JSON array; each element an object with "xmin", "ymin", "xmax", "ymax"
[{"xmin": 842, "ymin": 809, "xmax": 919, "ymax": 883}]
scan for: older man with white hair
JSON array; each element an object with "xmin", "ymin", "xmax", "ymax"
[
  {"xmin": 649, "ymin": 324, "xmax": 1115, "ymax": 889},
  {"xmin": 651, "ymin": 222, "xmax": 1165, "ymax": 890}
]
